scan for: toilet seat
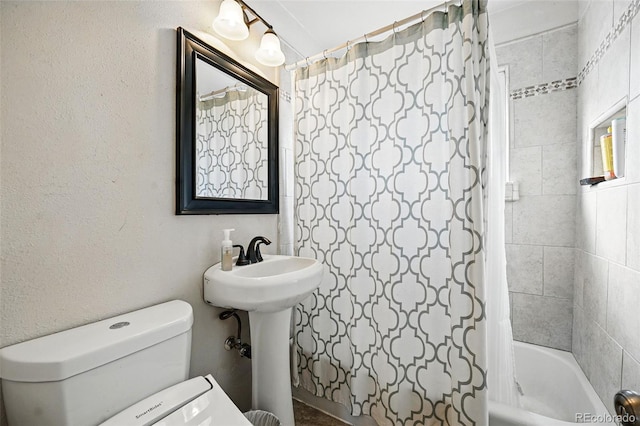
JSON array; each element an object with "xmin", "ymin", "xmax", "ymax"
[{"xmin": 101, "ymin": 374, "xmax": 252, "ymax": 426}]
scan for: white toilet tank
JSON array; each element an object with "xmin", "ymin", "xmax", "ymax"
[{"xmin": 0, "ymin": 300, "xmax": 193, "ymax": 426}]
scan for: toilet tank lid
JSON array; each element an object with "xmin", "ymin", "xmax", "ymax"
[{"xmin": 0, "ymin": 300, "xmax": 193, "ymax": 382}]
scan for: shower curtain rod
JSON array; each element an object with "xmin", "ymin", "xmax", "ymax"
[
  {"xmin": 284, "ymin": 0, "xmax": 459, "ymax": 71},
  {"xmin": 199, "ymin": 83, "xmax": 247, "ymax": 102}
]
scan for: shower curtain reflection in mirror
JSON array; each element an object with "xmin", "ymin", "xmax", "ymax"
[{"xmin": 195, "ymin": 75, "xmax": 269, "ymax": 200}]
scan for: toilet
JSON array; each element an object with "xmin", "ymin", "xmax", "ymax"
[{"xmin": 0, "ymin": 300, "xmax": 252, "ymax": 425}]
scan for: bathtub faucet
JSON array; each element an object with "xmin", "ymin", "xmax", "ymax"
[{"xmin": 614, "ymin": 390, "xmax": 640, "ymax": 425}]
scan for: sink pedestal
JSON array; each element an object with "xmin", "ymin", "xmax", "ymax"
[
  {"xmin": 249, "ymin": 308, "xmax": 295, "ymax": 426},
  {"xmin": 203, "ymin": 255, "xmax": 324, "ymax": 426}
]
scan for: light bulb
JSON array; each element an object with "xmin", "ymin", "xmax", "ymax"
[
  {"xmin": 213, "ymin": 0, "xmax": 249, "ymax": 41},
  {"xmin": 255, "ymin": 29, "xmax": 285, "ymax": 67}
]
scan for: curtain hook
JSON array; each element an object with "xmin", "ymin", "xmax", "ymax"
[
  {"xmin": 364, "ymin": 33, "xmax": 368, "ymax": 43},
  {"xmin": 346, "ymin": 40, "xmax": 351, "ymax": 51},
  {"xmin": 323, "ymin": 49, "xmax": 328, "ymax": 59},
  {"xmin": 393, "ymin": 21, "xmax": 398, "ymax": 34},
  {"xmin": 305, "ymin": 57, "xmax": 310, "ymax": 66},
  {"xmin": 421, "ymin": 10, "xmax": 427, "ymax": 22}
]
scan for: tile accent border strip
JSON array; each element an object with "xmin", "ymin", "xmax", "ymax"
[
  {"xmin": 577, "ymin": 0, "xmax": 639, "ymax": 85},
  {"xmin": 510, "ymin": 77, "xmax": 578, "ymax": 100}
]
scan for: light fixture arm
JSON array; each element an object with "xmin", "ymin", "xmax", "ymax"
[{"xmin": 236, "ymin": 0, "xmax": 275, "ymax": 32}]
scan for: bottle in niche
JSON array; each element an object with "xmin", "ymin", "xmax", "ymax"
[
  {"xmin": 600, "ymin": 129, "xmax": 615, "ymax": 180},
  {"xmin": 612, "ymin": 117, "xmax": 626, "ymax": 178}
]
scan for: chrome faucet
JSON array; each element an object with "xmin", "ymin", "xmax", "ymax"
[{"xmin": 246, "ymin": 236, "xmax": 271, "ymax": 264}]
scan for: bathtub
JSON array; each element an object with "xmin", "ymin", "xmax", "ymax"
[{"xmin": 489, "ymin": 342, "xmax": 616, "ymax": 426}]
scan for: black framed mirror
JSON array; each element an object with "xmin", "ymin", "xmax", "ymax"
[{"xmin": 176, "ymin": 27, "xmax": 279, "ymax": 214}]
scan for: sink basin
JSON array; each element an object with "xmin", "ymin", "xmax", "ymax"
[
  {"xmin": 203, "ymin": 254, "xmax": 323, "ymax": 425},
  {"xmin": 203, "ymin": 255, "xmax": 323, "ymax": 313}
]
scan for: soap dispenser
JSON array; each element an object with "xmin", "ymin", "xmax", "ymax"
[{"xmin": 221, "ymin": 229, "xmax": 235, "ymax": 271}]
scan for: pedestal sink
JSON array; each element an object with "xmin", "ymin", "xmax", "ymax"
[{"xmin": 203, "ymin": 255, "xmax": 323, "ymax": 426}]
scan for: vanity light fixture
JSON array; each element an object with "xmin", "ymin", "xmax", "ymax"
[
  {"xmin": 213, "ymin": 0, "xmax": 249, "ymax": 41},
  {"xmin": 212, "ymin": 0, "xmax": 285, "ymax": 67},
  {"xmin": 255, "ymin": 29, "xmax": 285, "ymax": 67}
]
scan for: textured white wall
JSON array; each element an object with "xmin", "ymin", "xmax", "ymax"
[{"xmin": 0, "ymin": 0, "xmax": 280, "ymax": 416}]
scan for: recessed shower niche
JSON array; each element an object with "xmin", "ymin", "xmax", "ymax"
[{"xmin": 584, "ymin": 98, "xmax": 627, "ymax": 185}]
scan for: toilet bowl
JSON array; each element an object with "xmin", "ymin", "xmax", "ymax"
[{"xmin": 0, "ymin": 300, "xmax": 251, "ymax": 426}]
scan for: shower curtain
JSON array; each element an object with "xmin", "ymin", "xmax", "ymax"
[
  {"xmin": 485, "ymin": 43, "xmax": 521, "ymax": 408},
  {"xmin": 293, "ymin": 1, "xmax": 502, "ymax": 424}
]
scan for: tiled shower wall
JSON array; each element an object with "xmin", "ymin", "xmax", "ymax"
[
  {"xmin": 496, "ymin": 25, "xmax": 578, "ymax": 351},
  {"xmin": 573, "ymin": 0, "xmax": 640, "ymax": 415}
]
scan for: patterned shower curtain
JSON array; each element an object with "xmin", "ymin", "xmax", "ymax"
[{"xmin": 293, "ymin": 1, "xmax": 490, "ymax": 425}]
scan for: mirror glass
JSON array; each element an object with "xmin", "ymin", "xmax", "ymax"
[
  {"xmin": 177, "ymin": 28, "xmax": 279, "ymax": 215},
  {"xmin": 195, "ymin": 58, "xmax": 269, "ymax": 200}
]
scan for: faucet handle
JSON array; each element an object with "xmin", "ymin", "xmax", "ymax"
[{"xmin": 233, "ymin": 244, "xmax": 250, "ymax": 266}]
